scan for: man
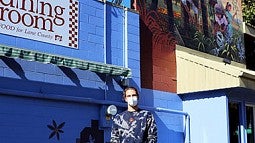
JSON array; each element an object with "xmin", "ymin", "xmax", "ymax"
[{"xmin": 110, "ymin": 87, "xmax": 157, "ymax": 143}]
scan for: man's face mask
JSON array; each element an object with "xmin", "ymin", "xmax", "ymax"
[{"xmin": 127, "ymin": 95, "xmax": 138, "ymax": 107}]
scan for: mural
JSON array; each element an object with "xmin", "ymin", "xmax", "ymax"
[
  {"xmin": 47, "ymin": 120, "xmax": 65, "ymax": 140},
  {"xmin": 77, "ymin": 120, "xmax": 104, "ymax": 143},
  {"xmin": 47, "ymin": 120, "xmax": 105, "ymax": 143},
  {"xmin": 136, "ymin": 0, "xmax": 245, "ymax": 63}
]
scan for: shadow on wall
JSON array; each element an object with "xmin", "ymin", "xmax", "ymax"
[
  {"xmin": 59, "ymin": 66, "xmax": 82, "ymax": 87},
  {"xmin": 0, "ymin": 56, "xmax": 127, "ymax": 99},
  {"xmin": 0, "ymin": 56, "xmax": 27, "ymax": 80},
  {"xmin": 139, "ymin": 88, "xmax": 185, "ymax": 142},
  {"xmin": 0, "ymin": 76, "xmax": 111, "ymax": 100},
  {"xmin": 155, "ymin": 114, "xmax": 185, "ymax": 143}
]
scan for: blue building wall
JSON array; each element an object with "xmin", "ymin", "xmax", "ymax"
[
  {"xmin": 141, "ymin": 88, "xmax": 184, "ymax": 143},
  {"xmin": 0, "ymin": 0, "xmax": 184, "ymax": 142},
  {"xmin": 182, "ymin": 90, "xmax": 229, "ymax": 143},
  {"xmin": 0, "ymin": 93, "xmax": 100, "ymax": 143}
]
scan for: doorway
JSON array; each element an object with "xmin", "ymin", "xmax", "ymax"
[
  {"xmin": 246, "ymin": 105, "xmax": 255, "ymax": 143},
  {"xmin": 229, "ymin": 102, "xmax": 241, "ymax": 143}
]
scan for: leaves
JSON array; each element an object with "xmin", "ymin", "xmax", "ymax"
[
  {"xmin": 221, "ymin": 32, "xmax": 240, "ymax": 61},
  {"xmin": 193, "ymin": 31, "xmax": 215, "ymax": 52},
  {"xmin": 242, "ymin": 0, "xmax": 255, "ymax": 25}
]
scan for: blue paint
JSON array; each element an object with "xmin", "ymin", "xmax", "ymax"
[{"xmin": 0, "ymin": 1, "xmax": 185, "ymax": 143}]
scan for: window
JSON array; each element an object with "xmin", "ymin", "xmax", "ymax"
[
  {"xmin": 246, "ymin": 105, "xmax": 255, "ymax": 143},
  {"xmin": 229, "ymin": 102, "xmax": 241, "ymax": 143}
]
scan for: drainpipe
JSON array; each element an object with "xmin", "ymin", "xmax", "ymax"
[
  {"xmin": 103, "ymin": 0, "xmax": 107, "ymax": 64},
  {"xmin": 186, "ymin": 114, "xmax": 191, "ymax": 143},
  {"xmin": 122, "ymin": 5, "xmax": 128, "ymax": 68},
  {"xmin": 0, "ymin": 88, "xmax": 191, "ymax": 143},
  {"xmin": 155, "ymin": 108, "xmax": 191, "ymax": 143},
  {"xmin": 103, "ymin": 0, "xmax": 108, "ymax": 100}
]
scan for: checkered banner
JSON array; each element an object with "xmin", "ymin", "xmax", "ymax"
[
  {"xmin": 69, "ymin": 0, "xmax": 79, "ymax": 48},
  {"xmin": 0, "ymin": 0, "xmax": 79, "ymax": 49}
]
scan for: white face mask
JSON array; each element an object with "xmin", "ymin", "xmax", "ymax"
[{"xmin": 127, "ymin": 96, "xmax": 138, "ymax": 107}]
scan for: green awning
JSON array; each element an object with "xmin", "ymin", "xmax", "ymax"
[{"xmin": 0, "ymin": 45, "xmax": 131, "ymax": 77}]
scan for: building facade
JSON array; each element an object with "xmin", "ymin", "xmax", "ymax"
[
  {"xmin": 0, "ymin": 0, "xmax": 183, "ymax": 143},
  {"xmin": 135, "ymin": 0, "xmax": 255, "ymax": 143},
  {"xmin": 1, "ymin": 0, "xmax": 255, "ymax": 143}
]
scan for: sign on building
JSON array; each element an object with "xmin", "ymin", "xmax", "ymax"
[{"xmin": 0, "ymin": 0, "xmax": 79, "ymax": 48}]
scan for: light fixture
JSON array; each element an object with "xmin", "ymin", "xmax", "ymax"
[
  {"xmin": 107, "ymin": 105, "xmax": 117, "ymax": 115},
  {"xmin": 223, "ymin": 58, "xmax": 231, "ymax": 64},
  {"xmin": 105, "ymin": 105, "xmax": 117, "ymax": 120}
]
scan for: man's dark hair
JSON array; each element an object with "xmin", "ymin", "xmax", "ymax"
[{"xmin": 123, "ymin": 86, "xmax": 139, "ymax": 97}]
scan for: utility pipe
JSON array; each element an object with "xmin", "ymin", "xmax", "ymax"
[
  {"xmin": 103, "ymin": 0, "xmax": 108, "ymax": 101},
  {"xmin": 154, "ymin": 107, "xmax": 191, "ymax": 143},
  {"xmin": 140, "ymin": 105, "xmax": 191, "ymax": 143},
  {"xmin": 122, "ymin": 4, "xmax": 128, "ymax": 68},
  {"xmin": 0, "ymin": 88, "xmax": 191, "ymax": 143},
  {"xmin": 103, "ymin": 0, "xmax": 107, "ymax": 64}
]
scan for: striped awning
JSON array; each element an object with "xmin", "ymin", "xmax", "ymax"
[{"xmin": 0, "ymin": 45, "xmax": 131, "ymax": 77}]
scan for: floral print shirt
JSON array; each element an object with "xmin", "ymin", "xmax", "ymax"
[{"xmin": 110, "ymin": 109, "xmax": 157, "ymax": 143}]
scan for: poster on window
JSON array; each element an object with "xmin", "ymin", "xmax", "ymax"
[{"xmin": 0, "ymin": 0, "xmax": 79, "ymax": 49}]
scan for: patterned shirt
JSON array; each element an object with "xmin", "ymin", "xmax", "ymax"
[{"xmin": 110, "ymin": 109, "xmax": 157, "ymax": 143}]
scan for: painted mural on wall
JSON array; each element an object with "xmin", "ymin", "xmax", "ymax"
[
  {"xmin": 136, "ymin": 0, "xmax": 245, "ymax": 63},
  {"xmin": 77, "ymin": 120, "xmax": 105, "ymax": 143},
  {"xmin": 47, "ymin": 120, "xmax": 65, "ymax": 140},
  {"xmin": 47, "ymin": 120, "xmax": 105, "ymax": 143}
]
